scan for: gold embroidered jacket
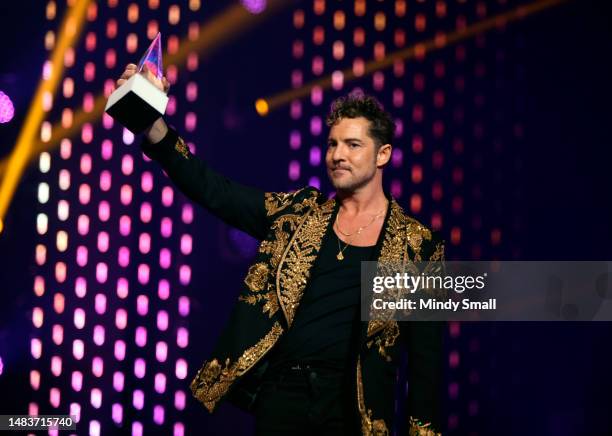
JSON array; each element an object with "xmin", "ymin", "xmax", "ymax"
[{"xmin": 142, "ymin": 129, "xmax": 445, "ymax": 436}]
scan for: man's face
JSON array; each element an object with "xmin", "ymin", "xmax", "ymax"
[{"xmin": 326, "ymin": 117, "xmax": 384, "ymax": 192}]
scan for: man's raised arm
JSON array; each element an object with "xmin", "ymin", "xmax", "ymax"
[{"xmin": 116, "ymin": 63, "xmax": 270, "ymax": 240}]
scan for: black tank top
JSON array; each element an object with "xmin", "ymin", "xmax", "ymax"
[{"xmin": 266, "ymin": 228, "xmax": 376, "ymax": 371}]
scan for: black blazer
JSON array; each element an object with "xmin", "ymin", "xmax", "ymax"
[{"xmin": 142, "ymin": 128, "xmax": 445, "ymax": 435}]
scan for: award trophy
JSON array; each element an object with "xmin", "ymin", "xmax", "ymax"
[{"xmin": 105, "ymin": 32, "xmax": 169, "ymax": 134}]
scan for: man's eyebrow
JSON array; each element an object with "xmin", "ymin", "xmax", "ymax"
[{"xmin": 327, "ymin": 137, "xmax": 363, "ymax": 144}]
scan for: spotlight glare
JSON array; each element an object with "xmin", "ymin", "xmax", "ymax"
[
  {"xmin": 0, "ymin": 91, "xmax": 15, "ymax": 123},
  {"xmin": 241, "ymin": 0, "xmax": 266, "ymax": 14},
  {"xmin": 255, "ymin": 98, "xmax": 269, "ymax": 116}
]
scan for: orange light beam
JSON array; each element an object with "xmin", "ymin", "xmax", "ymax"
[
  {"xmin": 0, "ymin": 0, "xmax": 92, "ymax": 232},
  {"xmin": 257, "ymin": 0, "xmax": 569, "ymax": 114}
]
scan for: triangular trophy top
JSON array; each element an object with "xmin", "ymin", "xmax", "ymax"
[{"xmin": 137, "ymin": 32, "xmax": 163, "ymax": 80}]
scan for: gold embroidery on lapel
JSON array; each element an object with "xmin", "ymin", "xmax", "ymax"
[
  {"xmin": 356, "ymin": 356, "xmax": 389, "ymax": 436},
  {"xmin": 174, "ymin": 137, "xmax": 191, "ymax": 160},
  {"xmin": 259, "ymin": 214, "xmax": 301, "ymax": 269},
  {"xmin": 243, "ymin": 192, "xmax": 321, "ymax": 320},
  {"xmin": 244, "ymin": 262, "xmax": 269, "ymax": 292},
  {"xmin": 367, "ymin": 202, "xmax": 437, "ymax": 338},
  {"xmin": 366, "ymin": 321, "xmax": 400, "ymax": 362},
  {"xmin": 406, "ymin": 220, "xmax": 432, "ymax": 261},
  {"xmin": 190, "ymin": 321, "xmax": 284, "ymax": 412},
  {"xmin": 367, "ymin": 200, "xmax": 409, "ymax": 338},
  {"xmin": 276, "ymin": 198, "xmax": 335, "ymax": 327},
  {"xmin": 429, "ymin": 240, "xmax": 445, "ymax": 262},
  {"xmin": 238, "ymin": 285, "xmax": 280, "ymax": 318}
]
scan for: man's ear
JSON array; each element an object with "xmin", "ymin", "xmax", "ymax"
[{"xmin": 376, "ymin": 144, "xmax": 392, "ymax": 167}]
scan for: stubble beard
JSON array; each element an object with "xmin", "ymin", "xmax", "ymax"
[{"xmin": 329, "ymin": 166, "xmax": 377, "ymax": 194}]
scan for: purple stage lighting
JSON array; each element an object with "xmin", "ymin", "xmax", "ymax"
[
  {"xmin": 0, "ymin": 91, "xmax": 15, "ymax": 123},
  {"xmin": 241, "ymin": 0, "xmax": 266, "ymax": 14}
]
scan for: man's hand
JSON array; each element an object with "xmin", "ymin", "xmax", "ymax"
[
  {"xmin": 116, "ymin": 63, "xmax": 170, "ymax": 144},
  {"xmin": 116, "ymin": 63, "xmax": 170, "ymax": 93}
]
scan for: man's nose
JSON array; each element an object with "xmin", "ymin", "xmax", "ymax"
[{"xmin": 331, "ymin": 143, "xmax": 346, "ymax": 162}]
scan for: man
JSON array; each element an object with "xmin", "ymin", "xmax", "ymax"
[{"xmin": 117, "ymin": 64, "xmax": 445, "ymax": 435}]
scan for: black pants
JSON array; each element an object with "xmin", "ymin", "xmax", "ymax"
[{"xmin": 253, "ymin": 364, "xmax": 360, "ymax": 436}]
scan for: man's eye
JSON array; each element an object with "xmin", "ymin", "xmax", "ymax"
[{"xmin": 349, "ymin": 143, "xmax": 359, "ymax": 147}]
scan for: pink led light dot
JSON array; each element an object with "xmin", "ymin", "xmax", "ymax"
[
  {"xmin": 177, "ymin": 327, "xmax": 189, "ymax": 348},
  {"xmin": 69, "ymin": 403, "xmax": 81, "ymax": 423},
  {"xmin": 161, "ymin": 217, "xmax": 173, "ymax": 237},
  {"xmin": 155, "ymin": 373, "xmax": 166, "ymax": 394},
  {"xmin": 116, "ymin": 309, "xmax": 128, "ymax": 329},
  {"xmin": 134, "ymin": 358, "xmax": 146, "ymax": 379},
  {"xmin": 73, "ymin": 339, "xmax": 84, "ymax": 360},
  {"xmin": 158, "ymin": 279, "xmax": 170, "ymax": 300},
  {"xmin": 98, "ymin": 202, "xmax": 111, "ymax": 222},
  {"xmin": 174, "ymin": 423, "xmax": 185, "ymax": 436},
  {"xmin": 74, "ymin": 308, "xmax": 86, "ymax": 329},
  {"xmin": 156, "ymin": 341, "xmax": 168, "ymax": 362},
  {"xmin": 176, "ymin": 359, "xmax": 188, "ymax": 379},
  {"xmin": 140, "ymin": 202, "xmax": 152, "ymax": 223},
  {"xmin": 112, "ymin": 403, "xmax": 123, "ymax": 424},
  {"xmin": 175, "ymin": 390, "xmax": 186, "ymax": 411},
  {"xmin": 72, "ymin": 371, "xmax": 83, "ymax": 392},
  {"xmin": 136, "ymin": 295, "xmax": 149, "ymax": 316},
  {"xmin": 31, "ymin": 338, "xmax": 42, "ymax": 359},
  {"xmin": 157, "ymin": 310, "xmax": 169, "ymax": 331},
  {"xmin": 113, "ymin": 371, "xmax": 125, "ymax": 392},
  {"xmin": 93, "ymin": 325, "xmax": 105, "ymax": 346},
  {"xmin": 162, "ymin": 186, "xmax": 174, "ymax": 206},
  {"xmin": 178, "ymin": 296, "xmax": 190, "ymax": 317},
  {"xmin": 117, "ymin": 278, "xmax": 129, "ymax": 299},
  {"xmin": 97, "ymin": 231, "xmax": 110, "ymax": 251},
  {"xmin": 180, "ymin": 234, "xmax": 192, "ymax": 255},
  {"xmin": 182, "ymin": 204, "xmax": 193, "ymax": 224},
  {"xmin": 118, "ymin": 246, "xmax": 130, "ymax": 267},
  {"xmin": 96, "ymin": 262, "xmax": 108, "ymax": 283},
  {"xmin": 51, "ymin": 356, "xmax": 62, "ymax": 376},
  {"xmin": 91, "ymin": 388, "xmax": 102, "ymax": 408},
  {"xmin": 154, "ymin": 405, "xmax": 165, "ymax": 425},
  {"xmin": 119, "ymin": 215, "xmax": 131, "ymax": 236},
  {"xmin": 133, "ymin": 390, "xmax": 144, "ymax": 410},
  {"xmin": 138, "ymin": 264, "xmax": 150, "ymax": 285},
  {"xmin": 50, "ymin": 387, "xmax": 61, "ymax": 408},
  {"xmin": 133, "ymin": 421, "xmax": 143, "ymax": 436},
  {"xmin": 75, "ymin": 277, "xmax": 87, "ymax": 297},
  {"xmin": 160, "ymin": 248, "xmax": 172, "ymax": 269},
  {"xmin": 92, "ymin": 356, "xmax": 104, "ymax": 377}
]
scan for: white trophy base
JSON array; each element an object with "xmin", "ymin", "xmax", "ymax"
[{"xmin": 105, "ymin": 73, "xmax": 169, "ymax": 134}]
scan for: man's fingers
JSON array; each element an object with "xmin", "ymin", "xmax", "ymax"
[
  {"xmin": 120, "ymin": 70, "xmax": 136, "ymax": 79},
  {"xmin": 117, "ymin": 63, "xmax": 167, "ymax": 93}
]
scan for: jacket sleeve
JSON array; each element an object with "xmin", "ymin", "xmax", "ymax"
[
  {"xmin": 404, "ymin": 234, "xmax": 446, "ymax": 435},
  {"xmin": 140, "ymin": 127, "xmax": 271, "ymax": 240}
]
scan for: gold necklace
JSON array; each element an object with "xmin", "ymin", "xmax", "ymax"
[
  {"xmin": 335, "ymin": 205, "xmax": 386, "ymax": 237},
  {"xmin": 335, "ymin": 203, "xmax": 387, "ymax": 261},
  {"xmin": 336, "ymin": 234, "xmax": 353, "ymax": 261}
]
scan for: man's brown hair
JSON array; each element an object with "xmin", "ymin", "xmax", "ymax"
[{"xmin": 326, "ymin": 91, "xmax": 395, "ymax": 148}]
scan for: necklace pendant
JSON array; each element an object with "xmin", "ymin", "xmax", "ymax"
[{"xmin": 336, "ymin": 251, "xmax": 344, "ymax": 261}]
